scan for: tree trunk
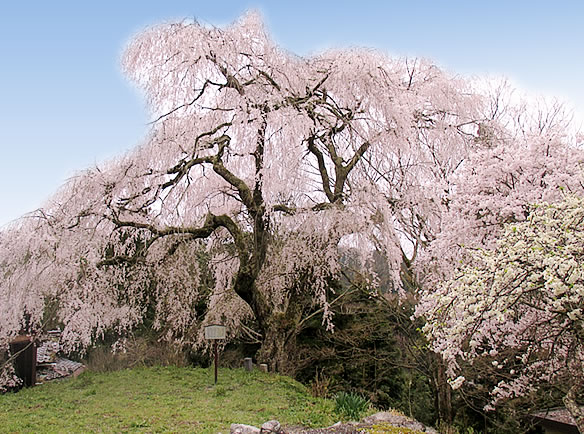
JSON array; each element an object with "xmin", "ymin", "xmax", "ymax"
[
  {"xmin": 232, "ymin": 268, "xmax": 301, "ymax": 375},
  {"xmin": 433, "ymin": 355, "xmax": 453, "ymax": 425},
  {"xmin": 563, "ymin": 384, "xmax": 584, "ymax": 434},
  {"xmin": 256, "ymin": 313, "xmax": 298, "ymax": 375}
]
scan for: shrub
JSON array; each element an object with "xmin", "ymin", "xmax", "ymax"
[
  {"xmin": 335, "ymin": 391, "xmax": 370, "ymax": 421},
  {"xmin": 83, "ymin": 335, "xmax": 188, "ymax": 372},
  {"xmin": 310, "ymin": 369, "xmax": 332, "ymax": 398}
]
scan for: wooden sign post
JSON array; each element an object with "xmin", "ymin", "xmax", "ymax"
[{"xmin": 204, "ymin": 324, "xmax": 226, "ymax": 384}]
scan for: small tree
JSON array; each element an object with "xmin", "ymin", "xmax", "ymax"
[
  {"xmin": 413, "ymin": 83, "xmax": 584, "ymax": 425},
  {"xmin": 419, "ymin": 195, "xmax": 584, "ymax": 430}
]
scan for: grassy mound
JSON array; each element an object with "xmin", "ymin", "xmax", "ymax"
[{"xmin": 0, "ymin": 366, "xmax": 338, "ymax": 433}]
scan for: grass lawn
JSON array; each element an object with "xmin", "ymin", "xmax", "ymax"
[{"xmin": 0, "ymin": 366, "xmax": 339, "ymax": 433}]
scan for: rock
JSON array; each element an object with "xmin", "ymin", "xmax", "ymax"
[
  {"xmin": 362, "ymin": 412, "xmax": 394, "ymax": 424},
  {"xmin": 362, "ymin": 411, "xmax": 427, "ymax": 432},
  {"xmin": 230, "ymin": 423, "xmax": 261, "ymax": 434},
  {"xmin": 261, "ymin": 419, "xmax": 281, "ymax": 432},
  {"xmin": 326, "ymin": 421, "xmax": 342, "ymax": 428}
]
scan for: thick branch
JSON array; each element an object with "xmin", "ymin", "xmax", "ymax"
[
  {"xmin": 206, "ymin": 52, "xmax": 245, "ymax": 95},
  {"xmin": 212, "ymin": 159, "xmax": 255, "ymax": 211},
  {"xmin": 253, "ymin": 116, "xmax": 268, "ymax": 207},
  {"xmin": 272, "ymin": 202, "xmax": 337, "ymax": 215},
  {"xmin": 331, "ymin": 140, "xmax": 370, "ymax": 201},
  {"xmin": 163, "ymin": 130, "xmax": 256, "ymax": 213},
  {"xmin": 257, "ymin": 69, "xmax": 281, "ymax": 91},
  {"xmin": 345, "ymin": 141, "xmax": 371, "ymax": 174},
  {"xmin": 101, "ymin": 213, "xmax": 246, "ymax": 266},
  {"xmin": 163, "ymin": 123, "xmax": 232, "ymax": 190},
  {"xmin": 307, "ymin": 136, "xmax": 334, "ymax": 202}
]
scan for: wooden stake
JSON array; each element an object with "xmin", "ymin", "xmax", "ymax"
[{"xmin": 214, "ymin": 340, "xmax": 218, "ymax": 384}]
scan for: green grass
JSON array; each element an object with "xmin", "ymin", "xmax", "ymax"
[{"xmin": 0, "ymin": 366, "xmax": 338, "ymax": 433}]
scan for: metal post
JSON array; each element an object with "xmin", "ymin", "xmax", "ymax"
[{"xmin": 214, "ymin": 340, "xmax": 218, "ymax": 384}]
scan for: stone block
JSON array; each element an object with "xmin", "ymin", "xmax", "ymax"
[
  {"xmin": 230, "ymin": 423, "xmax": 260, "ymax": 434},
  {"xmin": 260, "ymin": 419, "xmax": 281, "ymax": 432}
]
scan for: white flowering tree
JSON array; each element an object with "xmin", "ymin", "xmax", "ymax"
[
  {"xmin": 0, "ymin": 12, "xmax": 484, "ymax": 376},
  {"xmin": 419, "ymin": 195, "xmax": 584, "ymax": 429},
  {"xmin": 412, "ymin": 84, "xmax": 584, "ymax": 423}
]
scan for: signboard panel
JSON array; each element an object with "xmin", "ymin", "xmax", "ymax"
[
  {"xmin": 204, "ymin": 324, "xmax": 226, "ymax": 385},
  {"xmin": 204, "ymin": 324, "xmax": 226, "ymax": 340}
]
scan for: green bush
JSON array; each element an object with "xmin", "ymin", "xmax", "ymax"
[{"xmin": 334, "ymin": 391, "xmax": 370, "ymax": 421}]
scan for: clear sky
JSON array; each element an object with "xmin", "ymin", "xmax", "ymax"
[{"xmin": 0, "ymin": 1, "xmax": 583, "ymax": 227}]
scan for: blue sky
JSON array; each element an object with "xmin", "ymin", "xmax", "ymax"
[{"xmin": 0, "ymin": 1, "xmax": 583, "ymax": 227}]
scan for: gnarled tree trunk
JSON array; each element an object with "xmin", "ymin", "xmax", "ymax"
[{"xmin": 256, "ymin": 314, "xmax": 298, "ymax": 375}]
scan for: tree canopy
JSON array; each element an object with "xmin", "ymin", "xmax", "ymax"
[{"xmin": 0, "ymin": 12, "xmax": 483, "ymax": 365}]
